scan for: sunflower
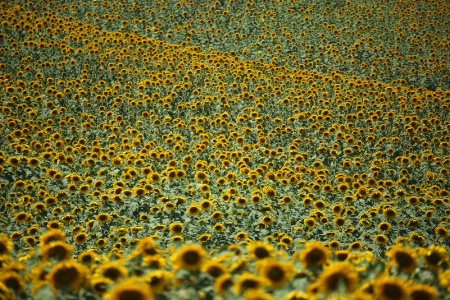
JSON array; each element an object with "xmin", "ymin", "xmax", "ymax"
[
  {"xmin": 215, "ymin": 273, "xmax": 233, "ymax": 296},
  {"xmin": 79, "ymin": 250, "xmax": 96, "ymax": 265},
  {"xmin": 409, "ymin": 284, "xmax": 438, "ymax": 300},
  {"xmin": 194, "ymin": 171, "xmax": 208, "ymax": 182},
  {"xmin": 91, "ymin": 277, "xmax": 113, "ymax": 295},
  {"xmin": 336, "ymin": 250, "xmax": 350, "ymax": 261},
  {"xmin": 169, "ymin": 222, "xmax": 184, "ymax": 235},
  {"xmin": 257, "ymin": 259, "xmax": 295, "ymax": 289},
  {"xmin": 317, "ymin": 262, "xmax": 359, "ymax": 294},
  {"xmin": 234, "ymin": 231, "xmax": 249, "ymax": 241},
  {"xmin": 349, "ymin": 242, "xmax": 363, "ymax": 251},
  {"xmin": 264, "ymin": 187, "xmax": 276, "ymax": 198},
  {"xmin": 235, "ymin": 196, "xmax": 248, "ymax": 206},
  {"xmin": 299, "ymin": 241, "xmax": 330, "ymax": 268},
  {"xmin": 47, "ymin": 260, "xmax": 89, "ymax": 293},
  {"xmin": 243, "ymin": 289, "xmax": 274, "ymax": 300},
  {"xmin": 420, "ymin": 245, "xmax": 448, "ymax": 269},
  {"xmin": 200, "ymin": 199, "xmax": 213, "ymax": 210},
  {"xmin": 248, "ymin": 241, "xmax": 273, "ymax": 260},
  {"xmin": 198, "ymin": 233, "xmax": 211, "ymax": 243},
  {"xmin": 96, "ymin": 262, "xmax": 129, "ymax": 281},
  {"xmin": 283, "ymin": 290, "xmax": 311, "ymax": 300},
  {"xmin": 374, "ymin": 234, "xmax": 389, "ymax": 245},
  {"xmin": 96, "ymin": 213, "xmax": 111, "ymax": 223},
  {"xmin": 383, "ymin": 208, "xmax": 397, "ymax": 219},
  {"xmin": 136, "ymin": 237, "xmax": 160, "ymax": 256},
  {"xmin": 148, "ymin": 172, "xmax": 160, "ymax": 182},
  {"xmin": 171, "ymin": 244, "xmax": 206, "ymax": 271},
  {"xmin": 74, "ymin": 232, "xmax": 88, "ymax": 244},
  {"xmin": 41, "ymin": 241, "xmax": 73, "ymax": 262},
  {"xmin": 105, "ymin": 277, "xmax": 153, "ymax": 300},
  {"xmin": 202, "ymin": 260, "xmax": 227, "ymax": 278},
  {"xmin": 261, "ymin": 216, "xmax": 274, "ymax": 226},
  {"xmin": 304, "ymin": 217, "xmax": 316, "ymax": 229},
  {"xmin": 144, "ymin": 270, "xmax": 172, "ymax": 294},
  {"xmin": 386, "ymin": 245, "xmax": 418, "ymax": 273},
  {"xmin": 0, "ymin": 233, "xmax": 13, "ymax": 257},
  {"xmin": 187, "ymin": 203, "xmax": 202, "ymax": 216},
  {"xmin": 233, "ymin": 272, "xmax": 268, "ymax": 295},
  {"xmin": 378, "ymin": 222, "xmax": 391, "ymax": 232},
  {"xmin": 251, "ymin": 194, "xmax": 262, "ymax": 204},
  {"xmin": 40, "ymin": 229, "xmax": 66, "ymax": 246},
  {"xmin": 333, "ymin": 216, "xmax": 346, "ymax": 227},
  {"xmin": 0, "ymin": 271, "xmax": 25, "ymax": 293},
  {"xmin": 143, "ymin": 255, "xmax": 166, "ymax": 269},
  {"xmin": 434, "ymin": 226, "xmax": 448, "ymax": 238},
  {"xmin": 374, "ymin": 277, "xmax": 408, "ymax": 300},
  {"xmin": 213, "ymin": 223, "xmax": 225, "ymax": 233}
]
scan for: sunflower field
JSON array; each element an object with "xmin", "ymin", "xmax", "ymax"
[{"xmin": 1, "ymin": 0, "xmax": 450, "ymax": 299}]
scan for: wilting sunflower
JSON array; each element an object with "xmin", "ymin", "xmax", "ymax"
[
  {"xmin": 317, "ymin": 262, "xmax": 359, "ymax": 294},
  {"xmin": 233, "ymin": 272, "xmax": 268, "ymax": 295},
  {"xmin": 386, "ymin": 245, "xmax": 418, "ymax": 273},
  {"xmin": 105, "ymin": 277, "xmax": 153, "ymax": 300},
  {"xmin": 46, "ymin": 260, "xmax": 89, "ymax": 293},
  {"xmin": 171, "ymin": 244, "xmax": 206, "ymax": 271},
  {"xmin": 298, "ymin": 241, "xmax": 330, "ymax": 268},
  {"xmin": 257, "ymin": 259, "xmax": 295, "ymax": 289},
  {"xmin": 248, "ymin": 241, "xmax": 274, "ymax": 260},
  {"xmin": 373, "ymin": 277, "xmax": 408, "ymax": 300}
]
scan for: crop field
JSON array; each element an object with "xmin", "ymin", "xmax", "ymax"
[{"xmin": 0, "ymin": 0, "xmax": 450, "ymax": 299}]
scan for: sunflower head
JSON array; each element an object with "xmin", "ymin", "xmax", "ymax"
[
  {"xmin": 317, "ymin": 262, "xmax": 359, "ymax": 294},
  {"xmin": 96, "ymin": 262, "xmax": 129, "ymax": 282},
  {"xmin": 257, "ymin": 259, "xmax": 295, "ymax": 289},
  {"xmin": 386, "ymin": 245, "xmax": 418, "ymax": 273},
  {"xmin": 233, "ymin": 272, "xmax": 268, "ymax": 295},
  {"xmin": 214, "ymin": 273, "xmax": 233, "ymax": 296},
  {"xmin": 144, "ymin": 270, "xmax": 173, "ymax": 294},
  {"xmin": 172, "ymin": 244, "xmax": 206, "ymax": 271},
  {"xmin": 298, "ymin": 241, "xmax": 330, "ymax": 268},
  {"xmin": 105, "ymin": 277, "xmax": 153, "ymax": 300},
  {"xmin": 46, "ymin": 260, "xmax": 89, "ymax": 293},
  {"xmin": 409, "ymin": 284, "xmax": 439, "ymax": 300},
  {"xmin": 248, "ymin": 241, "xmax": 273, "ymax": 260},
  {"xmin": 39, "ymin": 229, "xmax": 66, "ymax": 246},
  {"xmin": 0, "ymin": 233, "xmax": 13, "ymax": 257},
  {"xmin": 41, "ymin": 241, "xmax": 73, "ymax": 262},
  {"xmin": 0, "ymin": 271, "xmax": 25, "ymax": 293},
  {"xmin": 374, "ymin": 277, "xmax": 408, "ymax": 300}
]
